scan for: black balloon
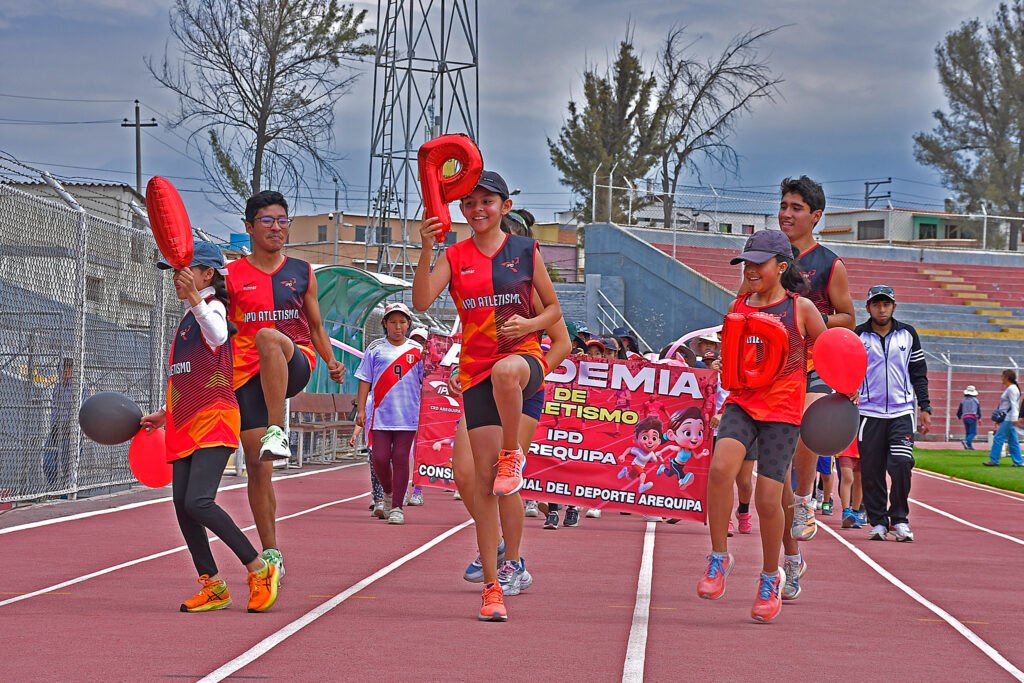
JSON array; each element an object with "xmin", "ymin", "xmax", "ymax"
[
  {"xmin": 78, "ymin": 391, "xmax": 143, "ymax": 445},
  {"xmin": 800, "ymin": 393, "xmax": 859, "ymax": 456}
]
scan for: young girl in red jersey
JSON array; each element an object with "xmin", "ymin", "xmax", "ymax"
[
  {"xmin": 141, "ymin": 242, "xmax": 279, "ymax": 613},
  {"xmin": 413, "ymin": 171, "xmax": 563, "ymax": 622},
  {"xmin": 696, "ymin": 230, "xmax": 825, "ymax": 623}
]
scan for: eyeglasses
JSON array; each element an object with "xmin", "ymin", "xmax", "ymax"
[{"xmin": 254, "ymin": 217, "xmax": 292, "ymax": 228}]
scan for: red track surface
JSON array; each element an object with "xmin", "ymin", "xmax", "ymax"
[{"xmin": 3, "ymin": 463, "xmax": 1023, "ymax": 682}]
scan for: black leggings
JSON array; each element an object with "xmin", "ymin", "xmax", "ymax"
[{"xmin": 173, "ymin": 446, "xmax": 259, "ymax": 577}]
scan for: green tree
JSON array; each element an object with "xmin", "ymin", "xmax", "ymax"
[
  {"xmin": 148, "ymin": 0, "xmax": 373, "ymax": 212},
  {"xmin": 548, "ymin": 33, "xmax": 660, "ymax": 225},
  {"xmin": 914, "ymin": 1, "xmax": 1024, "ymax": 250}
]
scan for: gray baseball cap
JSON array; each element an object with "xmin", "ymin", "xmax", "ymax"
[{"xmin": 730, "ymin": 230, "xmax": 793, "ymax": 265}]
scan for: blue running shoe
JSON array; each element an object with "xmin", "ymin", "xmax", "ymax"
[
  {"xmin": 842, "ymin": 507, "xmax": 857, "ymax": 528},
  {"xmin": 463, "ymin": 538, "xmax": 506, "ymax": 582}
]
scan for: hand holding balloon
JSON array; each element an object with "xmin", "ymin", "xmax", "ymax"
[
  {"xmin": 419, "ymin": 215, "xmax": 446, "ymax": 245},
  {"xmin": 172, "ymin": 268, "xmax": 201, "ymax": 306},
  {"xmin": 140, "ymin": 408, "xmax": 167, "ymax": 433}
]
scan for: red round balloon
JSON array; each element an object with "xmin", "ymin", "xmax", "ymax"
[
  {"xmin": 813, "ymin": 327, "xmax": 867, "ymax": 394},
  {"xmin": 129, "ymin": 428, "xmax": 172, "ymax": 488},
  {"xmin": 146, "ymin": 176, "xmax": 194, "ymax": 269},
  {"xmin": 418, "ymin": 134, "xmax": 483, "ymax": 241}
]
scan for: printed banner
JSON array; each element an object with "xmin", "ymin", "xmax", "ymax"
[{"xmin": 413, "ymin": 334, "xmax": 717, "ymax": 521}]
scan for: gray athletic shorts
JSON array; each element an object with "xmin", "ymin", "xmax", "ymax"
[
  {"xmin": 717, "ymin": 404, "xmax": 800, "ymax": 483},
  {"xmin": 806, "ymin": 368, "xmax": 833, "ymax": 395}
]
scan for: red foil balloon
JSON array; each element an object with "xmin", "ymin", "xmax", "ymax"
[
  {"xmin": 418, "ymin": 134, "xmax": 483, "ymax": 241},
  {"xmin": 813, "ymin": 327, "xmax": 868, "ymax": 394},
  {"xmin": 129, "ymin": 428, "xmax": 172, "ymax": 488},
  {"xmin": 742, "ymin": 312, "xmax": 789, "ymax": 389},
  {"xmin": 720, "ymin": 313, "xmax": 747, "ymax": 391},
  {"xmin": 146, "ymin": 176, "xmax": 194, "ymax": 269}
]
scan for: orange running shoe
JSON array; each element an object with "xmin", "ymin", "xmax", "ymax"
[
  {"xmin": 479, "ymin": 582, "xmax": 507, "ymax": 621},
  {"xmin": 751, "ymin": 568, "xmax": 785, "ymax": 623},
  {"xmin": 180, "ymin": 575, "xmax": 231, "ymax": 613},
  {"xmin": 493, "ymin": 448, "xmax": 525, "ymax": 496},
  {"xmin": 697, "ymin": 553, "xmax": 733, "ymax": 600},
  {"xmin": 247, "ymin": 561, "xmax": 280, "ymax": 613}
]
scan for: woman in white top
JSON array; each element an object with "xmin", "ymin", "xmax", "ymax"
[{"xmin": 985, "ymin": 369, "xmax": 1023, "ymax": 466}]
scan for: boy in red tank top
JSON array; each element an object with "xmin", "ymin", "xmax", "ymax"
[
  {"xmin": 698, "ymin": 230, "xmax": 826, "ymax": 623},
  {"xmin": 227, "ymin": 191, "xmax": 346, "ymax": 581},
  {"xmin": 413, "ymin": 170, "xmax": 565, "ymax": 622}
]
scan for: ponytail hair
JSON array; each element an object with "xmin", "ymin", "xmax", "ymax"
[
  {"xmin": 777, "ymin": 251, "xmax": 809, "ymax": 295},
  {"xmin": 209, "ymin": 270, "xmax": 237, "ymax": 339}
]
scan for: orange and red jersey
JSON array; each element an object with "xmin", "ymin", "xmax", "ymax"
[
  {"xmin": 226, "ymin": 256, "xmax": 316, "ymax": 389},
  {"xmin": 799, "ymin": 243, "xmax": 841, "ymax": 372},
  {"xmin": 446, "ymin": 233, "xmax": 546, "ymax": 391},
  {"xmin": 725, "ymin": 292, "xmax": 807, "ymax": 425},
  {"xmin": 166, "ymin": 295, "xmax": 240, "ymax": 461}
]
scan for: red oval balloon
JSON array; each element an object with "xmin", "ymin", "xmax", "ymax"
[
  {"xmin": 720, "ymin": 313, "xmax": 747, "ymax": 391},
  {"xmin": 418, "ymin": 134, "xmax": 483, "ymax": 241},
  {"xmin": 129, "ymin": 428, "xmax": 172, "ymax": 488},
  {"xmin": 813, "ymin": 327, "xmax": 867, "ymax": 394},
  {"xmin": 743, "ymin": 312, "xmax": 789, "ymax": 389},
  {"xmin": 146, "ymin": 176, "xmax": 194, "ymax": 269}
]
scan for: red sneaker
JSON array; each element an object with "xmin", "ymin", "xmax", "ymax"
[
  {"xmin": 493, "ymin": 448, "xmax": 525, "ymax": 496},
  {"xmin": 479, "ymin": 582, "xmax": 507, "ymax": 621},
  {"xmin": 727, "ymin": 519, "xmax": 735, "ymax": 537},
  {"xmin": 737, "ymin": 512, "xmax": 753, "ymax": 534},
  {"xmin": 697, "ymin": 553, "xmax": 733, "ymax": 600},
  {"xmin": 751, "ymin": 569, "xmax": 785, "ymax": 623}
]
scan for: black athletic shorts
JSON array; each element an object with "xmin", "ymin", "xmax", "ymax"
[
  {"xmin": 717, "ymin": 403, "xmax": 800, "ymax": 483},
  {"xmin": 806, "ymin": 368, "xmax": 833, "ymax": 395},
  {"xmin": 463, "ymin": 355, "xmax": 544, "ymax": 431},
  {"xmin": 236, "ymin": 342, "xmax": 312, "ymax": 432}
]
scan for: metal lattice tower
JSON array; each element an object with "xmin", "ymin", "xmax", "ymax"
[{"xmin": 366, "ymin": 0, "xmax": 479, "ymax": 281}]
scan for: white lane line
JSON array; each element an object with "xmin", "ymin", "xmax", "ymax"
[
  {"xmin": 819, "ymin": 523, "xmax": 1024, "ymax": 681},
  {"xmin": 909, "ymin": 498, "xmax": 1024, "ymax": 547},
  {"xmin": 0, "ymin": 492, "xmax": 370, "ymax": 608},
  {"xmin": 916, "ymin": 470, "xmax": 1024, "ymax": 503},
  {"xmin": 622, "ymin": 521, "xmax": 656, "ymax": 683},
  {"xmin": 198, "ymin": 519, "xmax": 474, "ymax": 683},
  {"xmin": 0, "ymin": 463, "xmax": 365, "ymax": 535}
]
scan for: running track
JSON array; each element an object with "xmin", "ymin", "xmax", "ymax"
[{"xmin": 2, "ymin": 464, "xmax": 1023, "ymax": 682}]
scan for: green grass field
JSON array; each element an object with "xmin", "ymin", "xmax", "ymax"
[{"xmin": 914, "ymin": 448, "xmax": 1024, "ymax": 495}]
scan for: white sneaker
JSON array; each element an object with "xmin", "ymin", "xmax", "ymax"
[
  {"xmin": 586, "ymin": 508, "xmax": 602, "ymax": 518},
  {"xmin": 388, "ymin": 507, "xmax": 404, "ymax": 525},
  {"xmin": 382, "ymin": 499, "xmax": 392, "ymax": 520},
  {"xmin": 891, "ymin": 522, "xmax": 914, "ymax": 542},
  {"xmin": 409, "ymin": 489, "xmax": 424, "ymax": 506},
  {"xmin": 790, "ymin": 496, "xmax": 818, "ymax": 541},
  {"xmin": 453, "ymin": 490, "xmax": 462, "ymax": 501},
  {"xmin": 259, "ymin": 425, "xmax": 290, "ymax": 461},
  {"xmin": 868, "ymin": 524, "xmax": 888, "ymax": 541},
  {"xmin": 524, "ymin": 500, "xmax": 540, "ymax": 517},
  {"xmin": 373, "ymin": 500, "xmax": 385, "ymax": 518},
  {"xmin": 497, "ymin": 560, "xmax": 522, "ymax": 596}
]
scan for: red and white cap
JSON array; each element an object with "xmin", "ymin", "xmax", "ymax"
[
  {"xmin": 383, "ymin": 302, "xmax": 413, "ymax": 321},
  {"xmin": 410, "ymin": 327, "xmax": 428, "ymax": 341}
]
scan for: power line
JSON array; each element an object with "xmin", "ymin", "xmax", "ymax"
[
  {"xmin": 0, "ymin": 92, "xmax": 135, "ymax": 103},
  {"xmin": 0, "ymin": 117, "xmax": 122, "ymax": 125}
]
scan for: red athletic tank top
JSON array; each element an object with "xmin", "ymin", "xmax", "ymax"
[
  {"xmin": 725, "ymin": 292, "xmax": 807, "ymax": 425},
  {"xmin": 227, "ymin": 256, "xmax": 317, "ymax": 389},
  {"xmin": 446, "ymin": 233, "xmax": 547, "ymax": 391},
  {"xmin": 798, "ymin": 242, "xmax": 841, "ymax": 371},
  {"xmin": 166, "ymin": 295, "xmax": 240, "ymax": 461}
]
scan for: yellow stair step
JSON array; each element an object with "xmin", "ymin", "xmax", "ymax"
[
  {"xmin": 919, "ymin": 269, "xmax": 953, "ymax": 275},
  {"xmin": 991, "ymin": 318, "xmax": 1024, "ymax": 325},
  {"xmin": 953, "ymin": 292, "xmax": 986, "ymax": 298},
  {"xmin": 940, "ymin": 283, "xmax": 977, "ymax": 290},
  {"xmin": 918, "ymin": 328, "xmax": 1024, "ymax": 339},
  {"xmin": 980, "ymin": 309, "xmax": 1013, "ymax": 316},
  {"xmin": 928, "ymin": 276, "xmax": 965, "ymax": 283},
  {"xmin": 963, "ymin": 300, "xmax": 998, "ymax": 307}
]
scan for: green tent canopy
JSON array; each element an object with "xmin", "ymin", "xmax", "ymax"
[{"xmin": 307, "ymin": 265, "xmax": 410, "ymax": 394}]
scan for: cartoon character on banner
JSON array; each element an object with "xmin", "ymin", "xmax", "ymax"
[
  {"xmin": 617, "ymin": 415, "xmax": 663, "ymax": 494},
  {"xmin": 429, "ymin": 416, "xmax": 458, "ymax": 486},
  {"xmin": 656, "ymin": 407, "xmax": 710, "ymax": 490},
  {"xmin": 719, "ymin": 311, "xmax": 790, "ymax": 391},
  {"xmin": 613, "ymin": 387, "xmax": 631, "ymax": 437}
]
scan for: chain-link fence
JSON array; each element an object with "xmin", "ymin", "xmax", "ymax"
[{"xmin": 0, "ymin": 155, "xmax": 178, "ymax": 503}]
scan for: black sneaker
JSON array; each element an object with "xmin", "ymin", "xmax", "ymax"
[
  {"xmin": 544, "ymin": 510, "xmax": 559, "ymax": 529},
  {"xmin": 564, "ymin": 507, "xmax": 580, "ymax": 527}
]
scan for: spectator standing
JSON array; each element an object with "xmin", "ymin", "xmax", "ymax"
[
  {"xmin": 43, "ymin": 358, "xmax": 89, "ymax": 489},
  {"xmin": 984, "ymin": 370, "xmax": 1022, "ymax": 467},
  {"xmin": 957, "ymin": 385, "xmax": 981, "ymax": 450},
  {"xmin": 855, "ymin": 285, "xmax": 931, "ymax": 542}
]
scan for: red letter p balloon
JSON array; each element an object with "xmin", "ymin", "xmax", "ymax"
[
  {"xmin": 146, "ymin": 176, "xmax": 194, "ymax": 270},
  {"xmin": 418, "ymin": 134, "xmax": 483, "ymax": 242}
]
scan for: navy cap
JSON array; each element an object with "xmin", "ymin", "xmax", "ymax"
[
  {"xmin": 473, "ymin": 170, "xmax": 509, "ymax": 200},
  {"xmin": 867, "ymin": 284, "xmax": 896, "ymax": 304},
  {"xmin": 157, "ymin": 240, "xmax": 229, "ymax": 275},
  {"xmin": 730, "ymin": 230, "xmax": 793, "ymax": 265}
]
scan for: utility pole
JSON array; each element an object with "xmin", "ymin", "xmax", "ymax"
[
  {"xmin": 333, "ymin": 177, "xmax": 340, "ymax": 265},
  {"xmin": 121, "ymin": 100, "xmax": 157, "ymax": 194},
  {"xmin": 864, "ymin": 177, "xmax": 892, "ymax": 209}
]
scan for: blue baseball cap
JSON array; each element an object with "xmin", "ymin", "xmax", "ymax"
[{"xmin": 157, "ymin": 240, "xmax": 229, "ymax": 275}]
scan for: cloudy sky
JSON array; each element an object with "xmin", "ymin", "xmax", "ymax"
[{"xmin": 0, "ymin": 0, "xmax": 1002, "ymax": 238}]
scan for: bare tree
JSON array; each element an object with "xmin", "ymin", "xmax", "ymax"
[
  {"xmin": 646, "ymin": 27, "xmax": 783, "ymax": 230},
  {"xmin": 148, "ymin": 0, "xmax": 373, "ymax": 212}
]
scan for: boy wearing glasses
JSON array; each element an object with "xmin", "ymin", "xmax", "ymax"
[{"xmin": 227, "ymin": 190, "xmax": 346, "ymax": 580}]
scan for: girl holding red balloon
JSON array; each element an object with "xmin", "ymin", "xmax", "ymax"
[
  {"xmin": 141, "ymin": 241, "xmax": 280, "ymax": 614},
  {"xmin": 696, "ymin": 229, "xmax": 826, "ymax": 623},
  {"xmin": 413, "ymin": 168, "xmax": 565, "ymax": 622}
]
